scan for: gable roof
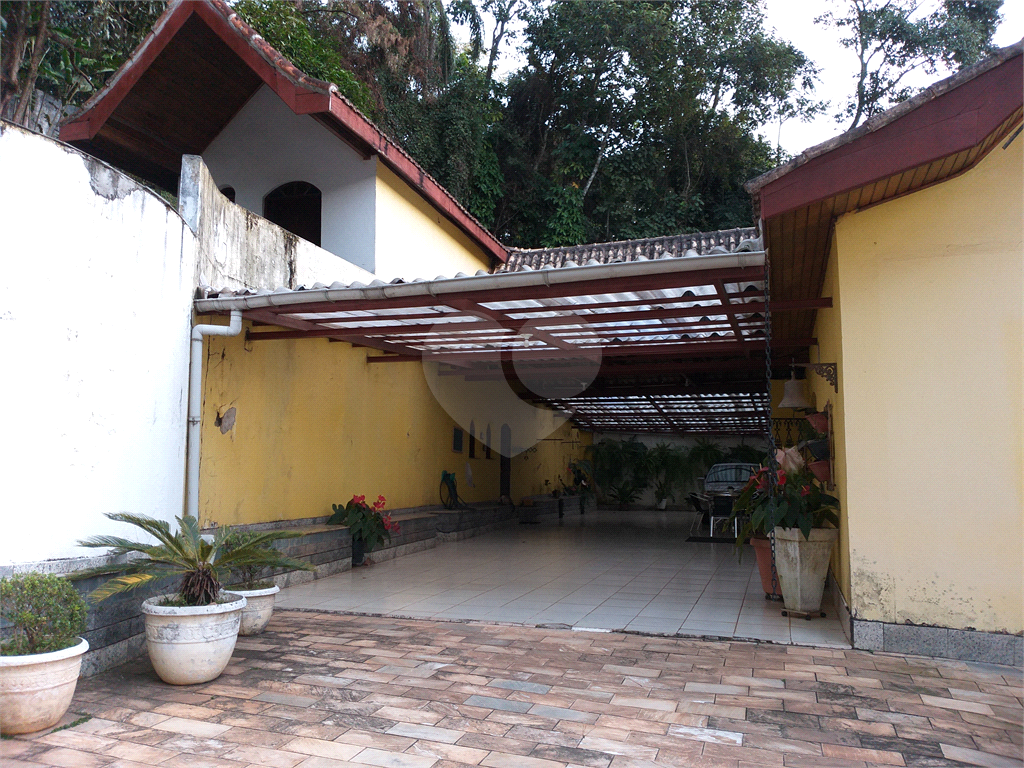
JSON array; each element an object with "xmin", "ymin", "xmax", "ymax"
[
  {"xmin": 745, "ymin": 40, "xmax": 1023, "ymax": 347},
  {"xmin": 59, "ymin": 0, "xmax": 507, "ymax": 263}
]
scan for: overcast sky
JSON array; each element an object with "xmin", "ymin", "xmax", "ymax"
[
  {"xmin": 760, "ymin": 0, "xmax": 1024, "ymax": 155},
  {"xmin": 466, "ymin": 1, "xmax": 1023, "ymax": 158}
]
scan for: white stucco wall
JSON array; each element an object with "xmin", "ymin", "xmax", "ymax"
[
  {"xmin": 0, "ymin": 123, "xmax": 197, "ymax": 566},
  {"xmin": 202, "ymin": 85, "xmax": 377, "ymax": 274}
]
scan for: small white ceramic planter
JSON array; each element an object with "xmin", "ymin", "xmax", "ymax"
[
  {"xmin": 0, "ymin": 637, "xmax": 89, "ymax": 735},
  {"xmin": 773, "ymin": 527, "xmax": 839, "ymax": 615},
  {"xmin": 140, "ymin": 594, "xmax": 246, "ymax": 685},
  {"xmin": 225, "ymin": 584, "xmax": 280, "ymax": 636}
]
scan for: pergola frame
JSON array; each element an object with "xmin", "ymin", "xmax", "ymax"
[{"xmin": 196, "ymin": 252, "xmax": 829, "ymax": 435}]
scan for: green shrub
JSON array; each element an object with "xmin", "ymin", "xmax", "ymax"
[{"xmin": 0, "ymin": 574, "xmax": 87, "ymax": 656}]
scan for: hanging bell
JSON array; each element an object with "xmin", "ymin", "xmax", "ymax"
[{"xmin": 779, "ymin": 369, "xmax": 813, "ymax": 410}]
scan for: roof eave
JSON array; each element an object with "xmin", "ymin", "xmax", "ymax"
[
  {"xmin": 59, "ymin": 0, "xmax": 507, "ymax": 263},
  {"xmin": 746, "ymin": 39, "xmax": 1024, "ymax": 203}
]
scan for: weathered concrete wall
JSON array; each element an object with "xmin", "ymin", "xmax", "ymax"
[
  {"xmin": 0, "ymin": 121, "xmax": 197, "ymax": 566},
  {"xmin": 180, "ymin": 154, "xmax": 375, "ymax": 292},
  {"xmin": 202, "ymin": 85, "xmax": 378, "ymax": 273}
]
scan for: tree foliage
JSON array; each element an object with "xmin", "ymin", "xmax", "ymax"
[
  {"xmin": 13, "ymin": 1, "xmax": 996, "ymax": 248},
  {"xmin": 1, "ymin": 1, "xmax": 165, "ymax": 124},
  {"xmin": 817, "ymin": 0, "xmax": 1002, "ymax": 129},
  {"xmin": 234, "ymin": 0, "xmax": 373, "ymax": 114},
  {"xmin": 489, "ymin": 0, "xmax": 822, "ymax": 244}
]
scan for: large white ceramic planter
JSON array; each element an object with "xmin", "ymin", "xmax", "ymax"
[
  {"xmin": 225, "ymin": 584, "xmax": 280, "ymax": 636},
  {"xmin": 773, "ymin": 527, "xmax": 839, "ymax": 615},
  {"xmin": 140, "ymin": 594, "xmax": 246, "ymax": 685},
  {"xmin": 0, "ymin": 638, "xmax": 89, "ymax": 735}
]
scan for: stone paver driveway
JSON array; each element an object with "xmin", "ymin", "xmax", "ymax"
[{"xmin": 4, "ymin": 611, "xmax": 1021, "ymax": 768}]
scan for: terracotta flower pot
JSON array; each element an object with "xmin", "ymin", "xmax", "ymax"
[
  {"xmin": 805, "ymin": 412, "xmax": 829, "ymax": 434},
  {"xmin": 751, "ymin": 535, "xmax": 781, "ymax": 598},
  {"xmin": 808, "ymin": 460, "xmax": 831, "ymax": 483}
]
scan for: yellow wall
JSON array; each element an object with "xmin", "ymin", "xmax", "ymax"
[
  {"xmin": 374, "ymin": 164, "xmax": 493, "ymax": 282},
  {"xmin": 809, "ymin": 240, "xmax": 850, "ymax": 603},
  {"xmin": 512, "ymin": 424, "xmax": 592, "ymax": 500},
  {"xmin": 197, "ymin": 328, "xmax": 589, "ymax": 526},
  {"xmin": 834, "ymin": 137, "xmax": 1023, "ymax": 633}
]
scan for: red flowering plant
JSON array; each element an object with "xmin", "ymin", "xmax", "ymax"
[
  {"xmin": 730, "ymin": 447, "xmax": 839, "ymax": 543},
  {"xmin": 328, "ymin": 495, "xmax": 400, "ymax": 552}
]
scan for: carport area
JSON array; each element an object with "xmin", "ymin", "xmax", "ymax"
[
  {"xmin": 196, "ymin": 240, "xmax": 842, "ymax": 647},
  {"xmin": 276, "ymin": 511, "xmax": 849, "ymax": 647}
]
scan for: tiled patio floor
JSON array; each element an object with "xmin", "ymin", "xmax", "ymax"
[
  {"xmin": 5, "ymin": 612, "xmax": 1022, "ymax": 768},
  {"xmin": 277, "ymin": 511, "xmax": 850, "ymax": 648}
]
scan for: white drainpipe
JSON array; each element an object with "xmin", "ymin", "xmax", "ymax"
[{"xmin": 187, "ymin": 310, "xmax": 242, "ymax": 520}]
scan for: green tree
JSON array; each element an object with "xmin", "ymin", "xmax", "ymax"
[
  {"xmin": 817, "ymin": 0, "xmax": 1002, "ymax": 130},
  {"xmin": 1, "ymin": 1, "xmax": 165, "ymax": 124},
  {"xmin": 234, "ymin": 0, "xmax": 372, "ymax": 114},
  {"xmin": 491, "ymin": 0, "xmax": 821, "ymax": 245}
]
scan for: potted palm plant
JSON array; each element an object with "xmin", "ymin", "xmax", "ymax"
[
  {"xmin": 731, "ymin": 447, "xmax": 840, "ymax": 614},
  {"xmin": 0, "ymin": 574, "xmax": 88, "ymax": 734},
  {"xmin": 649, "ymin": 443, "xmax": 687, "ymax": 510},
  {"xmin": 587, "ymin": 438, "xmax": 652, "ymax": 509},
  {"xmin": 221, "ymin": 529, "xmax": 301, "ymax": 636},
  {"xmin": 73, "ymin": 513, "xmax": 312, "ymax": 685}
]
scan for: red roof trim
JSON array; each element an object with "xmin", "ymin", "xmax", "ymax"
[
  {"xmin": 753, "ymin": 52, "xmax": 1023, "ymax": 221},
  {"xmin": 59, "ymin": 0, "xmax": 507, "ymax": 263}
]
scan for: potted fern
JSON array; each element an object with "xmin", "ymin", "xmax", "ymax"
[
  {"xmin": 73, "ymin": 513, "xmax": 312, "ymax": 685},
  {"xmin": 0, "ymin": 574, "xmax": 88, "ymax": 734}
]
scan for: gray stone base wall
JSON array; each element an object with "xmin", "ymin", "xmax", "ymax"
[
  {"xmin": 822, "ymin": 572, "xmax": 1020, "ymax": 666},
  {"xmin": 26, "ymin": 502, "xmax": 516, "ymax": 676},
  {"xmin": 80, "ymin": 633, "xmax": 147, "ymax": 678},
  {"xmin": 365, "ymin": 537, "xmax": 439, "ymax": 564},
  {"xmin": 852, "ymin": 619, "xmax": 1023, "ymax": 666}
]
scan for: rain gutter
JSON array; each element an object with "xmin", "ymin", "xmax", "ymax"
[{"xmin": 187, "ymin": 310, "xmax": 242, "ymax": 520}]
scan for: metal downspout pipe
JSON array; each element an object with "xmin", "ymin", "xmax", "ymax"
[{"xmin": 187, "ymin": 310, "xmax": 242, "ymax": 520}]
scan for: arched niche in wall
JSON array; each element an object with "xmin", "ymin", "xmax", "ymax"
[
  {"xmin": 219, "ymin": 186, "xmax": 236, "ymax": 203},
  {"xmin": 263, "ymin": 181, "xmax": 322, "ymax": 246}
]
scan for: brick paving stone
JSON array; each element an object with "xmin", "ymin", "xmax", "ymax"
[{"xmin": 10, "ymin": 611, "xmax": 1020, "ymax": 768}]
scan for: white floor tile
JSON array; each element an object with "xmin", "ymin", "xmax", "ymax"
[{"xmin": 277, "ymin": 510, "xmax": 849, "ymax": 648}]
